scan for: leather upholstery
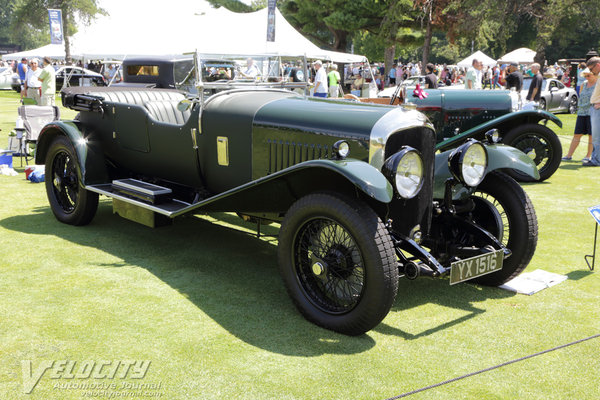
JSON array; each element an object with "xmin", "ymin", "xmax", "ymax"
[{"xmin": 144, "ymin": 100, "xmax": 191, "ymax": 125}]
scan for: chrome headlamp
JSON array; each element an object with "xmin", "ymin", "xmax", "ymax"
[
  {"xmin": 382, "ymin": 146, "xmax": 424, "ymax": 199},
  {"xmin": 448, "ymin": 139, "xmax": 488, "ymax": 187},
  {"xmin": 332, "ymin": 140, "xmax": 350, "ymax": 159}
]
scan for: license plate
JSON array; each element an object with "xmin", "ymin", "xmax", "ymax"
[{"xmin": 449, "ymin": 249, "xmax": 504, "ymax": 285}]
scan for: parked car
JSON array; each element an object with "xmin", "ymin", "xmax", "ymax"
[
  {"xmin": 371, "ymin": 87, "xmax": 562, "ymax": 182},
  {"xmin": 55, "ymin": 66, "xmax": 107, "ymax": 91},
  {"xmin": 0, "ymin": 67, "xmax": 18, "ymax": 90},
  {"xmin": 10, "ymin": 69, "xmax": 22, "ymax": 92},
  {"xmin": 521, "ymin": 77, "xmax": 578, "ymax": 114},
  {"xmin": 36, "ymin": 83, "xmax": 539, "ymax": 336}
]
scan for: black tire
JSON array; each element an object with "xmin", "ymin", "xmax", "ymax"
[
  {"xmin": 278, "ymin": 192, "xmax": 398, "ymax": 336},
  {"xmin": 539, "ymin": 98, "xmax": 546, "ymax": 111},
  {"xmin": 468, "ymin": 171, "xmax": 538, "ymax": 286},
  {"xmin": 502, "ymin": 123, "xmax": 562, "ymax": 182},
  {"xmin": 568, "ymin": 95, "xmax": 578, "ymax": 114},
  {"xmin": 45, "ymin": 135, "xmax": 99, "ymax": 226}
]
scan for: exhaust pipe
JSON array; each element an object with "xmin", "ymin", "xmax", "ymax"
[{"xmin": 403, "ymin": 261, "xmax": 435, "ymax": 280}]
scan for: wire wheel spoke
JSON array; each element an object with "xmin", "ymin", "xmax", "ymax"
[
  {"xmin": 52, "ymin": 151, "xmax": 78, "ymax": 213},
  {"xmin": 294, "ymin": 218, "xmax": 365, "ymax": 314}
]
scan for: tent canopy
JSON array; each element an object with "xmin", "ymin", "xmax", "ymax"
[
  {"xmin": 498, "ymin": 48, "xmax": 536, "ymax": 64},
  {"xmin": 1, "ymin": 43, "xmax": 76, "ymax": 61},
  {"xmin": 457, "ymin": 50, "xmax": 497, "ymax": 68},
  {"xmin": 2, "ymin": 0, "xmax": 366, "ymax": 64}
]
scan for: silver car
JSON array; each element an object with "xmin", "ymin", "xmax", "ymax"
[
  {"xmin": 521, "ymin": 77, "xmax": 578, "ymax": 114},
  {"xmin": 0, "ymin": 67, "xmax": 18, "ymax": 90}
]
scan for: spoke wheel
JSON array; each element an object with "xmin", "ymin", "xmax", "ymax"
[
  {"xmin": 45, "ymin": 135, "xmax": 98, "ymax": 226},
  {"xmin": 503, "ymin": 123, "xmax": 562, "ymax": 182},
  {"xmin": 294, "ymin": 218, "xmax": 365, "ymax": 314},
  {"xmin": 278, "ymin": 192, "xmax": 398, "ymax": 335},
  {"xmin": 568, "ymin": 96, "xmax": 578, "ymax": 114},
  {"xmin": 468, "ymin": 171, "xmax": 538, "ymax": 285}
]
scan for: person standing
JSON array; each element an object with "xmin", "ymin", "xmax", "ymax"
[
  {"xmin": 38, "ymin": 56, "xmax": 56, "ymax": 106},
  {"xmin": 312, "ymin": 60, "xmax": 328, "ymax": 98},
  {"xmin": 327, "ymin": 64, "xmax": 340, "ymax": 98},
  {"xmin": 17, "ymin": 58, "xmax": 28, "ymax": 99},
  {"xmin": 237, "ymin": 58, "xmax": 260, "ymax": 79},
  {"xmin": 505, "ymin": 62, "xmax": 523, "ymax": 92},
  {"xmin": 23, "ymin": 58, "xmax": 42, "ymax": 104},
  {"xmin": 585, "ymin": 56, "xmax": 600, "ymax": 166},
  {"xmin": 424, "ymin": 63, "xmax": 438, "ymax": 89},
  {"xmin": 563, "ymin": 68, "xmax": 595, "ymax": 163},
  {"xmin": 388, "ymin": 63, "xmax": 396, "ymax": 86},
  {"xmin": 526, "ymin": 63, "xmax": 543, "ymax": 102},
  {"xmin": 464, "ymin": 58, "xmax": 482, "ymax": 89}
]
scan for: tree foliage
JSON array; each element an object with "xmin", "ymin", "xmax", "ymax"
[{"xmin": 3, "ymin": 0, "xmax": 105, "ymax": 60}]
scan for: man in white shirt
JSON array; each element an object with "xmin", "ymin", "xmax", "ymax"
[
  {"xmin": 465, "ymin": 59, "xmax": 483, "ymax": 89},
  {"xmin": 24, "ymin": 58, "xmax": 42, "ymax": 104},
  {"xmin": 237, "ymin": 58, "xmax": 260, "ymax": 79},
  {"xmin": 312, "ymin": 60, "xmax": 328, "ymax": 98}
]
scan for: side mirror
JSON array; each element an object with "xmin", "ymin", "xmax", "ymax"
[{"xmin": 177, "ymin": 99, "xmax": 193, "ymax": 112}]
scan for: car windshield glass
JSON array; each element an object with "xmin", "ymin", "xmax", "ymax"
[
  {"xmin": 173, "ymin": 59, "xmax": 197, "ymax": 92},
  {"xmin": 522, "ymin": 79, "xmax": 547, "ymax": 92},
  {"xmin": 127, "ymin": 65, "xmax": 159, "ymax": 76}
]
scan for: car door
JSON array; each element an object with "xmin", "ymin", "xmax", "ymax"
[{"xmin": 548, "ymin": 80, "xmax": 565, "ymax": 111}]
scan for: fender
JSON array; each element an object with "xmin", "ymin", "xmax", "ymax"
[
  {"xmin": 433, "ymin": 144, "xmax": 540, "ymax": 199},
  {"xmin": 436, "ymin": 110, "xmax": 562, "ymax": 152},
  {"xmin": 35, "ymin": 120, "xmax": 109, "ymax": 185},
  {"xmin": 169, "ymin": 158, "xmax": 394, "ymax": 217}
]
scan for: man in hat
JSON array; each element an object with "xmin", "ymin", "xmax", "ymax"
[
  {"xmin": 505, "ymin": 62, "xmax": 523, "ymax": 92},
  {"xmin": 17, "ymin": 57, "xmax": 28, "ymax": 99},
  {"xmin": 312, "ymin": 60, "xmax": 328, "ymax": 97}
]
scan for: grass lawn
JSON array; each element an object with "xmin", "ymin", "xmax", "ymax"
[{"xmin": 0, "ymin": 89, "xmax": 599, "ymax": 400}]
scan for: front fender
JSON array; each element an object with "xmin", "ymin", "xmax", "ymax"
[
  {"xmin": 436, "ymin": 109, "xmax": 562, "ymax": 152},
  {"xmin": 35, "ymin": 120, "xmax": 108, "ymax": 185},
  {"xmin": 433, "ymin": 144, "xmax": 539, "ymax": 199},
  {"xmin": 174, "ymin": 158, "xmax": 394, "ymax": 217}
]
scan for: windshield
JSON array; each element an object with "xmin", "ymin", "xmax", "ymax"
[{"xmin": 521, "ymin": 78, "xmax": 548, "ymax": 92}]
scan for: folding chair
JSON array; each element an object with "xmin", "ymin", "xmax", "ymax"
[{"xmin": 12, "ymin": 105, "xmax": 60, "ymax": 166}]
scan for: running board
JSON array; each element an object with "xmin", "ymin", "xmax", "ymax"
[{"xmin": 86, "ymin": 183, "xmax": 191, "ymax": 218}]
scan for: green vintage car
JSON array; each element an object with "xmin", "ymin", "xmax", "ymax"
[
  {"xmin": 378, "ymin": 87, "xmax": 563, "ymax": 182},
  {"xmin": 36, "ymin": 82, "xmax": 539, "ymax": 336}
]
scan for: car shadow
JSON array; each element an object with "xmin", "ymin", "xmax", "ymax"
[{"xmin": 1, "ymin": 203, "xmax": 514, "ymax": 352}]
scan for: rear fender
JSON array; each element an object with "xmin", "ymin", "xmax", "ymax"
[
  {"xmin": 434, "ymin": 144, "xmax": 539, "ymax": 199},
  {"xmin": 35, "ymin": 120, "xmax": 109, "ymax": 185},
  {"xmin": 436, "ymin": 110, "xmax": 562, "ymax": 152}
]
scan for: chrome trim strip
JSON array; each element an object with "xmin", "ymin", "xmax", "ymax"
[
  {"xmin": 368, "ymin": 107, "xmax": 432, "ymax": 170},
  {"xmin": 112, "ymin": 179, "xmax": 172, "ymax": 196}
]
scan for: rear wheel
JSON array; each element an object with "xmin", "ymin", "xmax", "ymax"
[
  {"xmin": 568, "ymin": 96, "xmax": 578, "ymax": 114},
  {"xmin": 503, "ymin": 123, "xmax": 562, "ymax": 182},
  {"xmin": 468, "ymin": 171, "xmax": 538, "ymax": 285},
  {"xmin": 539, "ymin": 98, "xmax": 547, "ymax": 111},
  {"xmin": 45, "ymin": 135, "xmax": 98, "ymax": 226},
  {"xmin": 278, "ymin": 192, "xmax": 398, "ymax": 335}
]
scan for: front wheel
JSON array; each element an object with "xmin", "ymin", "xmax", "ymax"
[
  {"xmin": 278, "ymin": 192, "xmax": 398, "ymax": 336},
  {"xmin": 45, "ymin": 135, "xmax": 99, "ymax": 226},
  {"xmin": 502, "ymin": 123, "xmax": 562, "ymax": 182},
  {"xmin": 468, "ymin": 171, "xmax": 538, "ymax": 286}
]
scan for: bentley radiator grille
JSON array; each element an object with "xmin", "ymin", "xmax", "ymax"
[{"xmin": 267, "ymin": 139, "xmax": 330, "ymax": 174}]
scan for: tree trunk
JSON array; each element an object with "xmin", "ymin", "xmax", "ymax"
[
  {"xmin": 421, "ymin": 15, "xmax": 433, "ymax": 68},
  {"xmin": 384, "ymin": 45, "xmax": 395, "ymax": 85}
]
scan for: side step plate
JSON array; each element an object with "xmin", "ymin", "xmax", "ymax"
[
  {"xmin": 86, "ymin": 183, "xmax": 190, "ymax": 217},
  {"xmin": 112, "ymin": 178, "xmax": 172, "ymax": 204}
]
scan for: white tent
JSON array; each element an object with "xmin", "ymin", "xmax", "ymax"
[
  {"xmin": 457, "ymin": 50, "xmax": 497, "ymax": 68},
  {"xmin": 67, "ymin": 0, "xmax": 366, "ymax": 63},
  {"xmin": 1, "ymin": 43, "xmax": 77, "ymax": 61},
  {"xmin": 498, "ymin": 48, "xmax": 536, "ymax": 64}
]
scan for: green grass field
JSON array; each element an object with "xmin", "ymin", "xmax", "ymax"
[{"xmin": 0, "ymin": 89, "xmax": 599, "ymax": 400}]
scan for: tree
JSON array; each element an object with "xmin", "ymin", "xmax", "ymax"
[{"xmin": 10, "ymin": 0, "xmax": 106, "ymax": 62}]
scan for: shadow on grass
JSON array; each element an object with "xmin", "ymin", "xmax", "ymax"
[{"xmin": 1, "ymin": 204, "xmax": 514, "ymax": 352}]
